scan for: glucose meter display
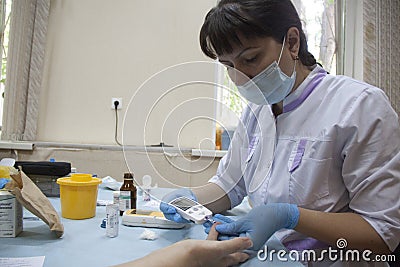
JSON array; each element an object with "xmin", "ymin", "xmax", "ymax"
[{"xmin": 170, "ymin": 197, "xmax": 198, "ymax": 211}]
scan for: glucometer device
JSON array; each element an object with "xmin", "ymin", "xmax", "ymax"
[{"xmin": 168, "ymin": 196, "xmax": 214, "ymax": 224}]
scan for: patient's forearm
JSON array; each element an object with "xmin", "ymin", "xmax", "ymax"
[
  {"xmin": 192, "ymin": 182, "xmax": 231, "ymax": 213},
  {"xmin": 114, "ymin": 242, "xmax": 189, "ymax": 267}
]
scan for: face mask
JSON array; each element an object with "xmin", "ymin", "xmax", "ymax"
[{"xmin": 237, "ymin": 36, "xmax": 297, "ymax": 105}]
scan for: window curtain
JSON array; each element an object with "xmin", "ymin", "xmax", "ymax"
[
  {"xmin": 363, "ymin": 0, "xmax": 400, "ymax": 115},
  {"xmin": 0, "ymin": 1, "xmax": 6, "ymax": 84},
  {"xmin": 1, "ymin": 0, "xmax": 50, "ymax": 141}
]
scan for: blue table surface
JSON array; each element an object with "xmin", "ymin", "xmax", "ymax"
[{"xmin": 0, "ymin": 188, "xmax": 302, "ymax": 267}]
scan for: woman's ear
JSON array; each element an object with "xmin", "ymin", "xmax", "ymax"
[{"xmin": 287, "ymin": 27, "xmax": 300, "ymax": 59}]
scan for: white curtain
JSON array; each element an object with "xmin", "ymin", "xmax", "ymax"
[
  {"xmin": 1, "ymin": 0, "xmax": 50, "ymax": 141},
  {"xmin": 363, "ymin": 0, "xmax": 400, "ymax": 115}
]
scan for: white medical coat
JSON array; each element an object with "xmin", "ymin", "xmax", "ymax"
[{"xmin": 209, "ymin": 66, "xmax": 400, "ymax": 258}]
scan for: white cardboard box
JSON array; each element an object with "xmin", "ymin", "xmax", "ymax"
[{"xmin": 0, "ymin": 191, "xmax": 23, "ymax": 237}]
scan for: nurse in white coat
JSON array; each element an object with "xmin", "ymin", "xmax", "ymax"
[{"xmin": 160, "ymin": 0, "xmax": 400, "ymax": 265}]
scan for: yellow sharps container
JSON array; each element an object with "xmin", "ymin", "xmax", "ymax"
[{"xmin": 57, "ymin": 174, "xmax": 102, "ymax": 219}]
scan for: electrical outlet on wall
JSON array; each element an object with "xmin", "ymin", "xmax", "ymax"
[{"xmin": 111, "ymin": 98, "xmax": 122, "ymax": 110}]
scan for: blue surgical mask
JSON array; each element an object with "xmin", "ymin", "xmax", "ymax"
[{"xmin": 237, "ymin": 37, "xmax": 297, "ymax": 105}]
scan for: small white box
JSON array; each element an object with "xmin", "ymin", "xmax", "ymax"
[{"xmin": 0, "ymin": 191, "xmax": 23, "ymax": 237}]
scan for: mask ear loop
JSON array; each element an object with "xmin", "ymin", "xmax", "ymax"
[
  {"xmin": 277, "ymin": 36, "xmax": 286, "ymax": 65},
  {"xmin": 278, "ymin": 35, "xmax": 298, "ymax": 76},
  {"xmin": 292, "ymin": 56, "xmax": 297, "ymax": 75}
]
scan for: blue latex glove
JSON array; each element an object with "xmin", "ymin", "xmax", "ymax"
[
  {"xmin": 214, "ymin": 203, "xmax": 300, "ymax": 251},
  {"xmin": 159, "ymin": 188, "xmax": 197, "ymax": 223},
  {"xmin": 203, "ymin": 213, "xmax": 234, "ymax": 235},
  {"xmin": 0, "ymin": 178, "xmax": 9, "ymax": 189}
]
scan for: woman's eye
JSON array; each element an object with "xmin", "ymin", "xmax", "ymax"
[{"xmin": 245, "ymin": 56, "xmax": 257, "ymax": 63}]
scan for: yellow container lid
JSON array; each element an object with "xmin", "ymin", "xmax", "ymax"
[{"xmin": 57, "ymin": 174, "xmax": 102, "ymax": 186}]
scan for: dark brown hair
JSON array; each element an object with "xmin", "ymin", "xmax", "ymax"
[{"xmin": 199, "ymin": 0, "xmax": 317, "ymax": 66}]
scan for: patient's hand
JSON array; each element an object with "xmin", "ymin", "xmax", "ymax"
[
  {"xmin": 115, "ymin": 223, "xmax": 252, "ymax": 267},
  {"xmin": 187, "ymin": 222, "xmax": 251, "ymax": 266}
]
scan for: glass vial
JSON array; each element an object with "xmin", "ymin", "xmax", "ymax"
[
  {"xmin": 119, "ymin": 172, "xmax": 137, "ymax": 216},
  {"xmin": 142, "ymin": 175, "xmax": 152, "ymax": 201},
  {"xmin": 215, "ymin": 124, "xmax": 222, "ymax": 150},
  {"xmin": 106, "ymin": 204, "xmax": 119, "ymax": 237}
]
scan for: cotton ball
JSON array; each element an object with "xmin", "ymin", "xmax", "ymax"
[{"xmin": 139, "ymin": 229, "xmax": 158, "ymax": 240}]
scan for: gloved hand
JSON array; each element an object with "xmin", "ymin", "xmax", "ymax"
[
  {"xmin": 213, "ymin": 203, "xmax": 300, "ymax": 250},
  {"xmin": 0, "ymin": 178, "xmax": 10, "ymax": 189},
  {"xmin": 160, "ymin": 188, "xmax": 197, "ymax": 223},
  {"xmin": 203, "ymin": 213, "xmax": 234, "ymax": 235}
]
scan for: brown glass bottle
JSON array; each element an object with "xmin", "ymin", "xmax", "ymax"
[{"xmin": 119, "ymin": 172, "xmax": 137, "ymax": 216}]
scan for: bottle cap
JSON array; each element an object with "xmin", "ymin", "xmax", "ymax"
[
  {"xmin": 100, "ymin": 218, "xmax": 106, "ymax": 228},
  {"xmin": 124, "ymin": 172, "xmax": 133, "ymax": 179}
]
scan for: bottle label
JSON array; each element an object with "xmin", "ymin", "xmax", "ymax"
[
  {"xmin": 113, "ymin": 191, "xmax": 120, "ymax": 205},
  {"xmin": 119, "ymin": 191, "xmax": 131, "ymax": 211}
]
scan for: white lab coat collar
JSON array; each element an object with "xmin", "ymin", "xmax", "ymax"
[{"xmin": 283, "ymin": 65, "xmax": 325, "ymax": 108}]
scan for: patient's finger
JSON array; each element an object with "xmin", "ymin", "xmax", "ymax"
[
  {"xmin": 217, "ymin": 235, "xmax": 237, "ymax": 241},
  {"xmin": 216, "ymin": 237, "xmax": 253, "ymax": 256},
  {"xmin": 206, "ymin": 223, "xmax": 220, "ymax": 240}
]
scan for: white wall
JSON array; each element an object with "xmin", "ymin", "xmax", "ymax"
[
  {"xmin": 38, "ymin": 0, "xmax": 217, "ymax": 148},
  {"xmin": 14, "ymin": 147, "xmax": 220, "ymax": 186}
]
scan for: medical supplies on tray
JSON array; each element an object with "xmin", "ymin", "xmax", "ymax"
[{"xmin": 14, "ymin": 161, "xmax": 71, "ymax": 197}]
